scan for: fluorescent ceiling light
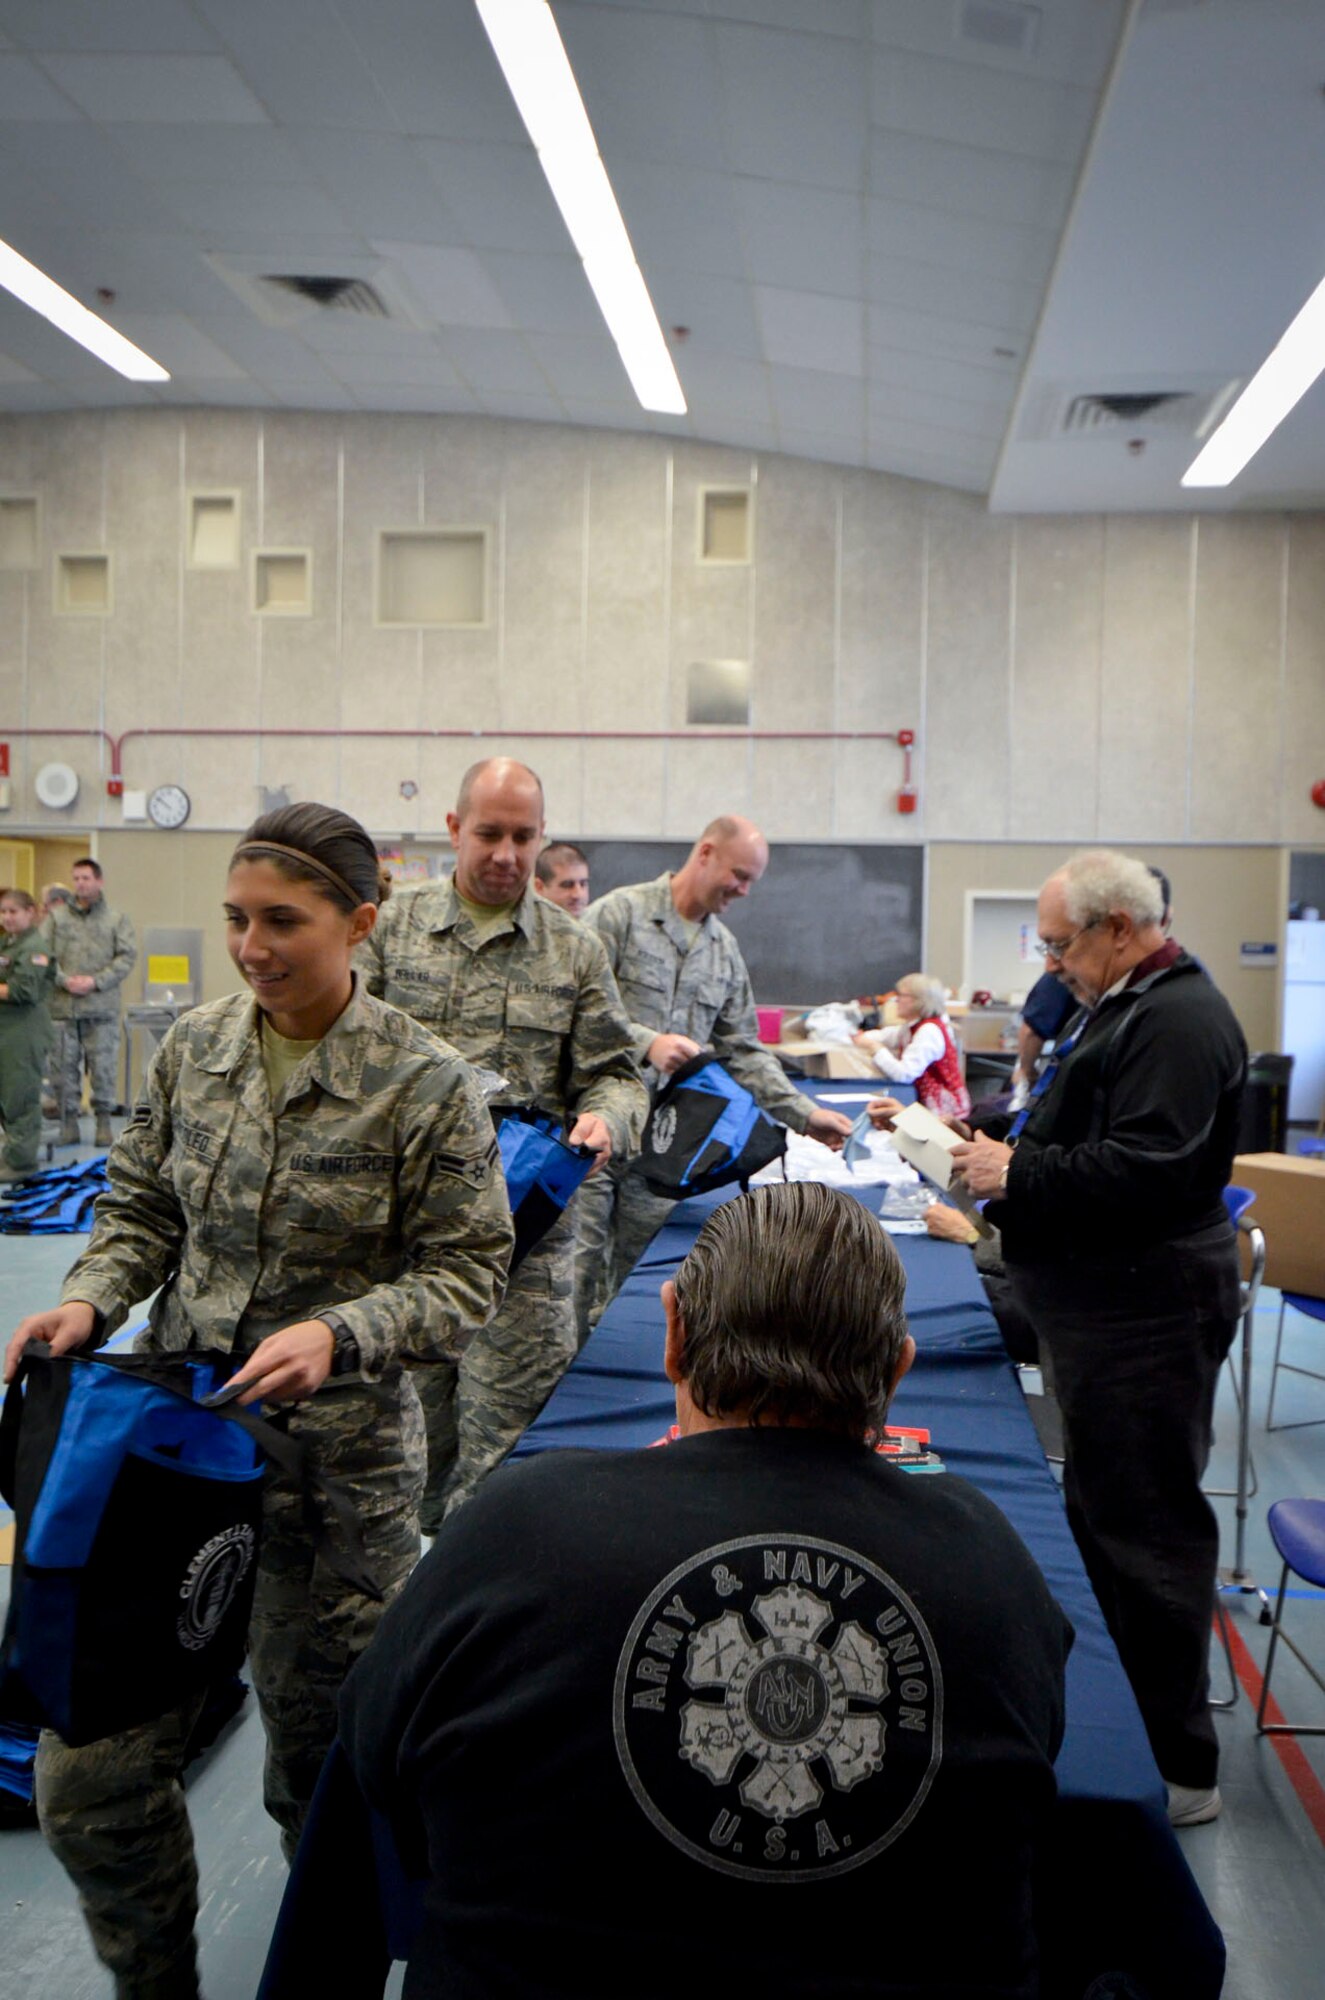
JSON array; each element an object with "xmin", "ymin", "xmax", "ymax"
[
  {"xmin": 1182, "ymin": 271, "xmax": 1325, "ymax": 488},
  {"xmin": 0, "ymin": 235, "xmax": 170, "ymax": 383},
  {"xmin": 475, "ymin": 0, "xmax": 686, "ymax": 416}
]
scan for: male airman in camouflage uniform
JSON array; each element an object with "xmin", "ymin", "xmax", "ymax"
[
  {"xmin": 44, "ymin": 856, "xmax": 137, "ymax": 1147},
  {"xmin": 575, "ymin": 815, "xmax": 852, "ymax": 1341},
  {"xmin": 360, "ymin": 757, "xmax": 646, "ymax": 1525},
  {"xmin": 20, "ymin": 976, "xmax": 512, "ymax": 1998}
]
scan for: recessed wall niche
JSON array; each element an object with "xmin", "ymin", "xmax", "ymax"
[
  {"xmin": 687, "ymin": 658, "xmax": 751, "ymax": 726},
  {"xmin": 187, "ymin": 490, "xmax": 241, "ymax": 569},
  {"xmin": 253, "ymin": 549, "xmax": 312, "ymax": 616},
  {"xmin": 54, "ymin": 552, "xmax": 112, "ymax": 616},
  {"xmin": 377, "ymin": 528, "xmax": 488, "ymax": 627},
  {"xmin": 699, "ymin": 487, "xmax": 752, "ymax": 564},
  {"xmin": 0, "ymin": 496, "xmax": 39, "ymax": 570}
]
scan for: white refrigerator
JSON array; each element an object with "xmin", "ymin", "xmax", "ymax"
[{"xmin": 1283, "ymin": 921, "xmax": 1325, "ymax": 1123}]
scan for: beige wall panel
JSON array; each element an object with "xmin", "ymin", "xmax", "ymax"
[
  {"xmin": 1282, "ymin": 517, "xmax": 1325, "ymax": 844},
  {"xmin": 1190, "ymin": 515, "xmax": 1285, "ymax": 842},
  {"xmin": 181, "ymin": 408, "xmax": 260, "ymax": 518},
  {"xmin": 341, "ymin": 632, "xmax": 421, "ymax": 731},
  {"xmin": 260, "ymin": 618, "xmax": 342, "ymax": 730},
  {"xmin": 502, "ymin": 430, "xmax": 587, "ymax": 727},
  {"xmin": 258, "ymin": 738, "xmax": 341, "ymax": 815},
  {"xmin": 579, "ymin": 737, "xmax": 665, "ymax": 838},
  {"xmin": 420, "ymin": 638, "xmax": 503, "ymax": 734},
  {"xmin": 0, "ymin": 574, "xmax": 26, "ymax": 701},
  {"xmin": 663, "ymin": 736, "xmax": 751, "ymax": 838},
  {"xmin": 98, "ymin": 829, "xmax": 238, "ymax": 1007},
  {"xmin": 0, "ymin": 413, "xmax": 42, "ymax": 484},
  {"xmin": 669, "ymin": 566, "xmax": 752, "ymax": 730},
  {"xmin": 752, "ymin": 457, "xmax": 838, "ymax": 731},
  {"xmin": 832, "ymin": 738, "xmax": 922, "ymax": 841},
  {"xmin": 420, "ymin": 415, "xmax": 504, "ymax": 524},
  {"xmin": 1009, "ymin": 516, "xmax": 1103, "ymax": 841},
  {"xmin": 41, "ymin": 412, "xmax": 108, "ymax": 549},
  {"xmin": 493, "ymin": 734, "xmax": 583, "ymax": 835},
  {"xmin": 261, "ymin": 413, "xmax": 340, "ymax": 548},
  {"xmin": 342, "ymin": 734, "xmax": 422, "ymax": 838},
  {"xmin": 173, "ymin": 733, "xmax": 261, "ymax": 832},
  {"xmin": 28, "ymin": 608, "xmax": 103, "ymax": 731},
  {"xmin": 103, "ymin": 531, "xmax": 176, "ymax": 732},
  {"xmin": 1097, "ymin": 515, "xmax": 1193, "ymax": 840},
  {"xmin": 751, "ymin": 737, "xmax": 833, "ymax": 840},
  {"xmin": 923, "ymin": 488, "xmax": 1013, "ymax": 838},
  {"xmin": 340, "ymin": 414, "xmax": 424, "ymax": 705},
  {"xmin": 181, "ymin": 571, "xmax": 260, "ymax": 726},
  {"xmin": 585, "ymin": 433, "xmax": 669, "ymax": 732},
  {"xmin": 838, "ymin": 470, "xmax": 924, "ymax": 734}
]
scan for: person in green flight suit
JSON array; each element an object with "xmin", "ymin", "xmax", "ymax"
[{"xmin": 0, "ymin": 887, "xmax": 56, "ymax": 1181}]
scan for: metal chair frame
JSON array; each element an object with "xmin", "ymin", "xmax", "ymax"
[
  {"xmin": 1257, "ymin": 1542, "xmax": 1325, "ymax": 1738},
  {"xmin": 1210, "ymin": 1198, "xmax": 1269, "ymax": 1710},
  {"xmin": 1265, "ymin": 1292, "xmax": 1325, "ymax": 1433}
]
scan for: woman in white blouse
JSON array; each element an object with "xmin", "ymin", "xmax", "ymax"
[{"xmin": 855, "ymin": 973, "xmax": 971, "ymax": 1120}]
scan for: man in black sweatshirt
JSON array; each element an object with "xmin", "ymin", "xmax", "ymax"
[
  {"xmin": 341, "ymin": 1181, "xmax": 1072, "ymax": 1999},
  {"xmin": 954, "ymin": 850, "xmax": 1246, "ymax": 1828}
]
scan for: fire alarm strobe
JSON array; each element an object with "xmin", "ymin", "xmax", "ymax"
[{"xmin": 1312, "ymin": 779, "xmax": 1325, "ymax": 811}]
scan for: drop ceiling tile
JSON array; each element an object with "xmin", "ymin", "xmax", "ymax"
[
  {"xmin": 154, "ymin": 377, "xmax": 276, "ymax": 406},
  {"xmin": 109, "ymin": 123, "xmax": 309, "ymax": 189},
  {"xmin": 110, "ymin": 312, "xmax": 248, "ymax": 379},
  {"xmin": 867, "ymin": 195, "xmax": 1056, "ymax": 290},
  {"xmin": 871, "ymin": 48, "xmax": 1096, "ymax": 165},
  {"xmin": 39, "ymin": 53, "xmax": 270, "ymax": 124},
  {"xmin": 0, "ymin": 54, "xmax": 82, "ymax": 118},
  {"xmin": 754, "ymin": 286, "xmax": 864, "ymax": 376},
  {"xmin": 673, "ymin": 350, "xmax": 774, "ymax": 423},
  {"xmin": 777, "ymin": 426, "xmax": 866, "ymax": 467},
  {"xmin": 609, "ymin": 160, "xmax": 744, "ymax": 281},
  {"xmin": 526, "ymin": 331, "xmax": 637, "ymax": 403},
  {"xmin": 414, "ymin": 139, "xmax": 563, "ymax": 256},
  {"xmin": 0, "ymin": 135, "xmax": 85, "ymax": 224},
  {"xmin": 768, "ymin": 363, "xmax": 865, "ymax": 437},
  {"xmin": 156, "ymin": 177, "xmax": 350, "ymax": 238},
  {"xmin": 871, "ymin": 0, "xmax": 1124, "ymax": 90},
  {"xmin": 868, "ymin": 378, "xmax": 1010, "ymax": 442},
  {"xmin": 733, "ymin": 179, "xmax": 864, "ymax": 295},
  {"xmin": 868, "ymin": 409, "xmax": 999, "ymax": 463},
  {"xmin": 641, "ymin": 267, "xmax": 762, "ymax": 361},
  {"xmin": 0, "ymin": 380, "xmax": 93, "ymax": 411},
  {"xmin": 0, "ymin": 350, "xmax": 38, "ymax": 383},
  {"xmin": 868, "ymin": 341, "xmax": 1014, "ymax": 407},
  {"xmin": 484, "ymin": 389, "xmax": 568, "ymax": 423},
  {"xmin": 714, "ymin": 22, "xmax": 868, "ymax": 190},
  {"xmin": 484, "ymin": 250, "xmax": 604, "ymax": 339},
  {"xmin": 711, "ymin": 1, "xmax": 863, "ymax": 36},
  {"xmin": 333, "ymin": 0, "xmax": 516, "ymax": 142},
  {"xmin": 4, "ymin": 0, "xmax": 220, "ymax": 54},
  {"xmin": 371, "ymin": 242, "xmax": 513, "ymax": 332},
  {"xmin": 324, "ymin": 343, "xmax": 463, "ymax": 389},
  {"xmin": 345, "ymin": 383, "xmax": 479, "ymax": 414},
  {"xmin": 870, "ymin": 127, "xmax": 1073, "ymax": 232},
  {"xmin": 295, "ymin": 130, "xmax": 458, "ymax": 240},
  {"xmin": 0, "ymin": 123, "xmax": 181, "ymax": 228},
  {"xmin": 867, "ymin": 299, "xmax": 1026, "ymax": 367},
  {"xmin": 867, "ymin": 252, "xmax": 1041, "ymax": 332},
  {"xmin": 867, "ymin": 440, "xmax": 987, "ymax": 491},
  {"xmin": 191, "ymin": 0, "xmax": 392, "ymax": 131},
  {"xmin": 559, "ymin": 6, "xmax": 728, "ymax": 170},
  {"xmin": 444, "ymin": 329, "xmax": 552, "ymax": 397},
  {"xmin": 257, "ymin": 378, "xmax": 359, "ymax": 411}
]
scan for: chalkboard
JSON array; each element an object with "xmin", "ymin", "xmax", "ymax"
[{"xmin": 579, "ymin": 842, "xmax": 924, "ymax": 1004}]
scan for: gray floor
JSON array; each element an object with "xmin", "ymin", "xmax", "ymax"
[{"xmin": 2, "ymin": 1141, "xmax": 1324, "ymax": 1999}]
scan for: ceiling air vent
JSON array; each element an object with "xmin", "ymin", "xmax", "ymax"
[
  {"xmin": 261, "ymin": 275, "xmax": 390, "ymax": 317},
  {"xmin": 957, "ymin": 2, "xmax": 1041, "ymax": 57},
  {"xmin": 1017, "ymin": 380, "xmax": 1242, "ymax": 444}
]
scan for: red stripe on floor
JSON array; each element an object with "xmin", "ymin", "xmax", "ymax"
[{"xmin": 1221, "ymin": 1612, "xmax": 1325, "ymax": 1846}]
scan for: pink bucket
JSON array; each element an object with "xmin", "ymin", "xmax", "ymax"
[{"xmin": 756, "ymin": 1007, "xmax": 783, "ymax": 1045}]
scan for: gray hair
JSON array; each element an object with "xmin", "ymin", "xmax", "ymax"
[
  {"xmin": 897, "ymin": 973, "xmax": 947, "ymax": 1020},
  {"xmin": 1055, "ymin": 850, "xmax": 1164, "ymax": 931},
  {"xmin": 672, "ymin": 1182, "xmax": 910, "ymax": 1439}
]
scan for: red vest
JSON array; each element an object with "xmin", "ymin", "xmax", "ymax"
[{"xmin": 905, "ymin": 1017, "xmax": 971, "ymax": 1120}]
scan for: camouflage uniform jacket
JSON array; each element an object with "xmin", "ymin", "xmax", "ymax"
[
  {"xmin": 60, "ymin": 982, "xmax": 513, "ymax": 1380},
  {"xmin": 583, "ymin": 873, "xmax": 812, "ymax": 1133},
  {"xmin": 0, "ymin": 926, "xmax": 56, "ymax": 1054},
  {"xmin": 43, "ymin": 894, "xmax": 137, "ymax": 1021},
  {"xmin": 359, "ymin": 880, "xmax": 646, "ymax": 1155}
]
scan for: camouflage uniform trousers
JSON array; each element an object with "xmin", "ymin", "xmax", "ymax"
[
  {"xmin": 0, "ymin": 1032, "xmax": 46, "ymax": 1174},
  {"xmin": 572, "ymin": 1154, "xmax": 675, "ymax": 1346},
  {"xmin": 55, "ymin": 1013, "xmax": 121, "ymax": 1122},
  {"xmin": 414, "ymin": 1205, "xmax": 578, "ymax": 1531},
  {"xmin": 36, "ymin": 1372, "xmax": 424, "ymax": 2000}
]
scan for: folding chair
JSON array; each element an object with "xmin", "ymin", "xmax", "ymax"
[
  {"xmin": 1266, "ymin": 1289, "xmax": 1325, "ymax": 1432},
  {"xmin": 1257, "ymin": 1499, "xmax": 1325, "ymax": 1737},
  {"xmin": 1210, "ymin": 1185, "xmax": 1267, "ymax": 1709}
]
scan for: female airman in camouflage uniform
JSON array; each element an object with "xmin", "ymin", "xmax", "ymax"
[
  {"xmin": 0, "ymin": 888, "xmax": 56, "ymax": 1180},
  {"xmin": 4, "ymin": 804, "xmax": 513, "ymax": 2000}
]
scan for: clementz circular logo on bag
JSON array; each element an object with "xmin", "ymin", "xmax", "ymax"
[
  {"xmin": 176, "ymin": 1524, "xmax": 257, "ymax": 1653},
  {"xmin": 613, "ymin": 1535, "xmax": 943, "ymax": 1883},
  {"xmin": 650, "ymin": 1105, "xmax": 678, "ymax": 1154}
]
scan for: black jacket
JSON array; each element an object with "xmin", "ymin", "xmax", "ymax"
[{"xmin": 989, "ymin": 950, "xmax": 1246, "ymax": 1264}]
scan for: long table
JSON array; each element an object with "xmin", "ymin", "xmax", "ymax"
[{"xmin": 512, "ymin": 1102, "xmax": 1227, "ymax": 1999}]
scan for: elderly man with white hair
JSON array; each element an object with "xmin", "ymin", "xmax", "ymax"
[{"xmin": 951, "ymin": 849, "xmax": 1246, "ymax": 1829}]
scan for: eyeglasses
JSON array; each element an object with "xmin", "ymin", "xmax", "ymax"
[{"xmin": 1033, "ymin": 921, "xmax": 1099, "ymax": 962}]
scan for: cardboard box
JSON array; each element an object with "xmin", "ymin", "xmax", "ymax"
[
  {"xmin": 775, "ymin": 1039, "xmax": 880, "ymax": 1081},
  {"xmin": 1232, "ymin": 1153, "xmax": 1325, "ymax": 1298}
]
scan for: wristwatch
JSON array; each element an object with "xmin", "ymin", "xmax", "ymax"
[{"xmin": 321, "ymin": 1311, "xmax": 361, "ymax": 1378}]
